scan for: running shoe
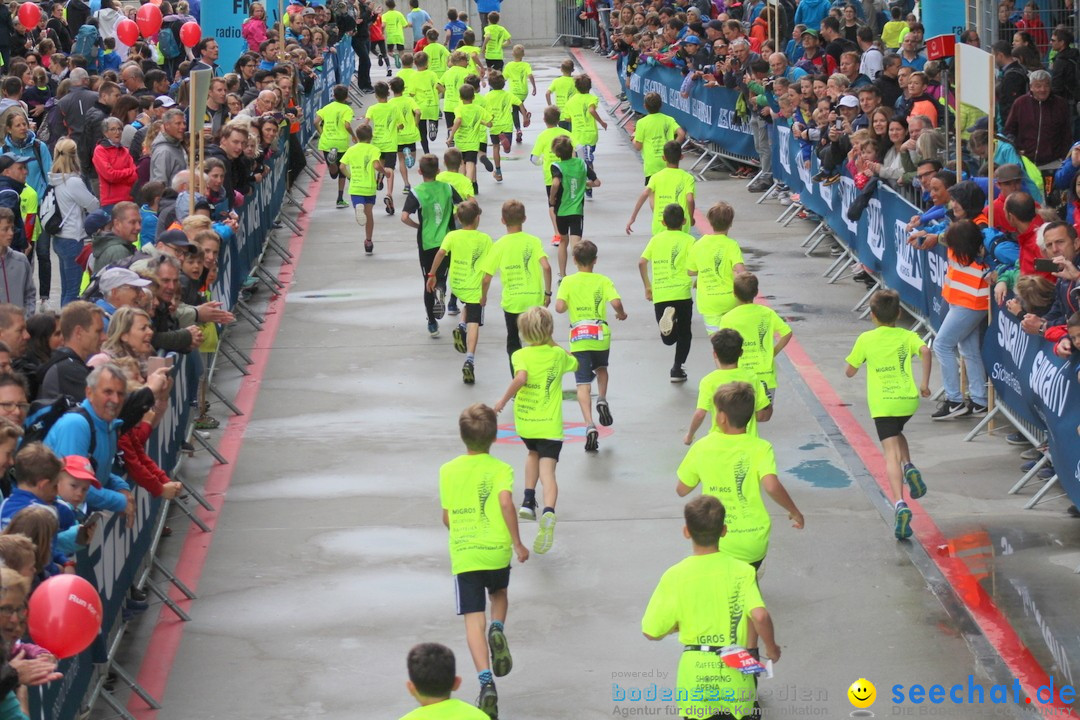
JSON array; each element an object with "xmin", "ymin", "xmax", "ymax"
[
  {"xmin": 488, "ymin": 624, "xmax": 512, "ymax": 677},
  {"xmin": 931, "ymin": 400, "xmax": 970, "ymax": 420},
  {"xmin": 354, "ymin": 204, "xmax": 368, "ymax": 226},
  {"xmin": 494, "ymin": 168, "xmax": 503, "ymax": 182},
  {"xmin": 585, "ymin": 187, "xmax": 593, "ymax": 199},
  {"xmin": 480, "ymin": 154, "xmax": 494, "ymax": 172},
  {"xmin": 404, "ymin": 148, "xmax": 415, "ymax": 168},
  {"xmin": 453, "ymin": 325, "xmax": 467, "ymax": 353},
  {"xmin": 336, "ymin": 198, "xmax": 348, "ymax": 209},
  {"xmin": 552, "ymin": 235, "xmax": 561, "ymax": 246},
  {"xmin": 429, "ymin": 119, "xmax": 439, "ymax": 141},
  {"xmin": 433, "ymin": 286, "xmax": 446, "ymax": 319},
  {"xmin": 822, "ymin": 174, "xmax": 841, "ymax": 186},
  {"xmin": 670, "ymin": 366, "xmax": 687, "ymax": 383},
  {"xmin": 969, "ymin": 401, "xmax": 988, "ymax": 417},
  {"xmin": 384, "ymin": 196, "xmax": 395, "ymax": 215},
  {"xmin": 894, "ymin": 503, "xmax": 912, "ymax": 540},
  {"xmin": 518, "ymin": 497, "xmax": 537, "ymax": 521},
  {"xmin": 403, "ymin": 185, "xmax": 412, "ymax": 195},
  {"xmin": 585, "ymin": 425, "xmax": 599, "ymax": 452},
  {"xmin": 377, "ymin": 172, "xmax": 385, "ymax": 191},
  {"xmin": 1019, "ymin": 446, "xmax": 1045, "ymax": 460},
  {"xmin": 515, "ymin": 130, "xmax": 523, "ymax": 144},
  {"xmin": 477, "ymin": 682, "xmax": 498, "ymax": 719},
  {"xmin": 364, "ymin": 239, "xmax": 374, "ymax": 255},
  {"xmin": 378, "ymin": 56, "xmax": 384, "ymax": 66},
  {"xmin": 462, "ymin": 359, "xmax": 475, "ymax": 384},
  {"xmin": 427, "ymin": 320, "xmax": 440, "ymax": 338},
  {"xmin": 903, "ymin": 463, "xmax": 926, "ymax": 499},
  {"xmin": 327, "ymin": 148, "xmax": 340, "ymax": 165},
  {"xmin": 447, "ymin": 299, "xmax": 460, "ymax": 315},
  {"xmin": 534, "ymin": 511, "xmax": 556, "ymax": 554},
  {"xmin": 386, "ymin": 67, "xmax": 392, "ymax": 77},
  {"xmin": 1037, "ymin": 466, "xmax": 1057, "ymax": 479},
  {"xmin": 658, "ymin": 306, "xmax": 675, "ymax": 336},
  {"xmin": 1006, "ymin": 432, "xmax": 1031, "ymax": 446},
  {"xmin": 500, "ymin": 134, "xmax": 511, "ymax": 153},
  {"xmin": 596, "ymin": 399, "xmax": 613, "ymax": 427},
  {"xmin": 394, "ymin": 55, "xmax": 402, "ymax": 69}
]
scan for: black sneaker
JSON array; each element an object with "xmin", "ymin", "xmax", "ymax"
[
  {"xmin": 488, "ymin": 624, "xmax": 512, "ymax": 677},
  {"xmin": 1006, "ymin": 431, "xmax": 1031, "ymax": 446},
  {"xmin": 584, "ymin": 426, "xmax": 599, "ymax": 452},
  {"xmin": 432, "ymin": 286, "xmax": 446, "ymax": 319},
  {"xmin": 596, "ymin": 399, "xmax": 613, "ymax": 426},
  {"xmin": 452, "ymin": 325, "xmax": 467, "ymax": 353},
  {"xmin": 968, "ymin": 401, "xmax": 988, "ymax": 417},
  {"xmin": 477, "ymin": 682, "xmax": 498, "ymax": 719},
  {"xmin": 462, "ymin": 360, "xmax": 475, "ymax": 384},
  {"xmin": 518, "ymin": 497, "xmax": 537, "ymax": 520},
  {"xmin": 479, "ymin": 154, "xmax": 494, "ymax": 172},
  {"xmin": 931, "ymin": 400, "xmax": 970, "ymax": 420},
  {"xmin": 670, "ymin": 366, "xmax": 687, "ymax": 383},
  {"xmin": 1067, "ymin": 505, "xmax": 1080, "ymax": 518},
  {"xmin": 428, "ymin": 119, "xmax": 439, "ymax": 141}
]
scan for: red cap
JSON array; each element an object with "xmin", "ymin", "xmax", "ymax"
[{"xmin": 63, "ymin": 456, "xmax": 101, "ymax": 489}]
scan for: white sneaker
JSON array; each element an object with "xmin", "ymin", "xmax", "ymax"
[{"xmin": 37, "ymin": 297, "xmax": 51, "ymax": 312}]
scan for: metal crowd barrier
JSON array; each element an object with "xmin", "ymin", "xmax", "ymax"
[{"xmin": 553, "ymin": 0, "xmax": 598, "ymax": 47}]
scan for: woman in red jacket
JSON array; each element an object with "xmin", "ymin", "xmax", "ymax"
[{"xmin": 92, "ymin": 117, "xmax": 138, "ymax": 209}]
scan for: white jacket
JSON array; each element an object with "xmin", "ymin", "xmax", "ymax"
[{"xmin": 48, "ymin": 172, "xmax": 100, "ymax": 240}]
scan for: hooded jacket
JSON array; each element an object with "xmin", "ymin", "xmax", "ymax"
[
  {"xmin": 792, "ymin": 0, "xmax": 830, "ymax": 32},
  {"xmin": 0, "ymin": 175, "xmax": 26, "ymax": 252},
  {"xmin": 48, "ymin": 171, "xmax": 100, "ymax": 240},
  {"xmin": 92, "ymin": 141, "xmax": 137, "ymax": 206},
  {"xmin": 2, "ymin": 131, "xmax": 52, "ymax": 198},
  {"xmin": 91, "ymin": 232, "xmax": 136, "ymax": 270},
  {"xmin": 149, "ymin": 131, "xmax": 187, "ymax": 185},
  {"xmin": 0, "ymin": 247, "xmax": 35, "ymax": 316},
  {"xmin": 1050, "ymin": 46, "xmax": 1080, "ymax": 104}
]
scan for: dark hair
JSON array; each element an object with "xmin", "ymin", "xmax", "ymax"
[
  {"xmin": 662, "ymin": 140, "xmax": 682, "ymax": 164},
  {"xmin": 1004, "ymin": 191, "xmax": 1037, "ymax": 223},
  {"xmin": 418, "ymin": 153, "xmax": 439, "ymax": 179},
  {"xmin": 821, "ymin": 16, "xmax": 840, "ymax": 33},
  {"xmin": 13, "ymin": 442, "xmax": 62, "ymax": 488},
  {"xmin": 710, "ymin": 328, "xmax": 743, "ymax": 364},
  {"xmin": 662, "ymin": 203, "xmax": 685, "ymax": 229},
  {"xmin": 869, "ymin": 289, "xmax": 901, "ymax": 324},
  {"xmin": 733, "ymin": 272, "xmax": 758, "ymax": 302},
  {"xmin": 573, "ymin": 239, "xmax": 598, "ymax": 266},
  {"xmin": 947, "ymin": 180, "xmax": 987, "ymax": 221},
  {"xmin": 684, "ymin": 495, "xmax": 726, "ymax": 547},
  {"xmin": 374, "ymin": 81, "xmax": 389, "ymax": 99},
  {"xmin": 943, "ymin": 220, "xmax": 984, "ymax": 266},
  {"xmin": 407, "ymin": 643, "xmax": 456, "ymax": 698},
  {"xmin": 24, "ymin": 312, "xmax": 57, "ymax": 365}
]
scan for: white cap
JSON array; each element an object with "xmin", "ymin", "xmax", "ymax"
[
  {"xmin": 838, "ymin": 95, "xmax": 859, "ymax": 108},
  {"xmin": 99, "ymin": 267, "xmax": 152, "ymax": 294}
]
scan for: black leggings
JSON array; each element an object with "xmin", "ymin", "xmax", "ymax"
[
  {"xmin": 287, "ymin": 132, "xmax": 306, "ymax": 185},
  {"xmin": 419, "ymin": 244, "xmax": 449, "ymax": 324},
  {"xmin": 504, "ymin": 311, "xmax": 522, "ymax": 376},
  {"xmin": 418, "ymin": 119, "xmax": 433, "ymax": 153},
  {"xmin": 512, "ymin": 105, "xmax": 521, "ymax": 131},
  {"xmin": 654, "ymin": 299, "xmax": 693, "ymax": 366},
  {"xmin": 444, "ymin": 111, "xmax": 455, "ymax": 133}
]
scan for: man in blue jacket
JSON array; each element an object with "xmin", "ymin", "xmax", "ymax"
[{"xmin": 43, "ymin": 363, "xmax": 132, "ymax": 525}]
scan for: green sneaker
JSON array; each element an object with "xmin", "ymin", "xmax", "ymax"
[
  {"xmin": 335, "ymin": 198, "xmax": 348, "ymax": 209},
  {"xmin": 534, "ymin": 511, "xmax": 556, "ymax": 554},
  {"xmin": 894, "ymin": 504, "xmax": 912, "ymax": 540},
  {"xmin": 193, "ymin": 415, "xmax": 220, "ymax": 430},
  {"xmin": 477, "ymin": 682, "xmax": 497, "ymax": 718},
  {"xmin": 488, "ymin": 624, "xmax": 512, "ymax": 677},
  {"xmin": 904, "ymin": 464, "xmax": 926, "ymax": 499}
]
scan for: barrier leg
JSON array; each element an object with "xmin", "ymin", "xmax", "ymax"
[
  {"xmin": 782, "ymin": 203, "xmax": 805, "ymax": 227},
  {"xmin": 264, "ymin": 236, "xmax": 294, "ymax": 264},
  {"xmin": 824, "ymin": 253, "xmax": 854, "ymax": 282},
  {"xmin": 755, "ymin": 180, "xmax": 781, "ymax": 205},
  {"xmin": 776, "ymin": 202, "xmax": 799, "ymax": 224},
  {"xmin": 302, "ymin": 163, "xmax": 320, "ymax": 182},
  {"xmin": 220, "ymin": 334, "xmax": 254, "ymax": 366},
  {"xmin": 849, "ymin": 279, "xmax": 880, "ymax": 311},
  {"xmin": 145, "ymin": 580, "xmax": 192, "ymax": 622},
  {"xmin": 232, "ymin": 303, "xmax": 264, "ymax": 330},
  {"xmin": 800, "ymin": 221, "xmax": 825, "ymax": 248},
  {"xmin": 215, "ymin": 346, "xmax": 250, "ymax": 376},
  {"xmin": 253, "ymin": 265, "xmax": 286, "ymax": 292},
  {"xmin": 277, "ymin": 212, "xmax": 304, "ymax": 236},
  {"xmin": 172, "ymin": 495, "xmax": 214, "ymax": 530},
  {"xmin": 109, "ymin": 660, "xmax": 161, "ymax": 710},
  {"xmin": 175, "ymin": 475, "xmax": 215, "ymax": 512},
  {"xmin": 152, "ymin": 555, "xmax": 198, "ymax": 599},
  {"xmin": 207, "ymin": 382, "xmax": 244, "ymax": 417},
  {"xmin": 267, "ymin": 232, "xmax": 295, "ymax": 260},
  {"xmin": 1008, "ymin": 455, "xmax": 1049, "ymax": 495},
  {"xmin": 964, "ymin": 405, "xmax": 999, "ymax": 441},
  {"xmin": 97, "ymin": 688, "xmax": 138, "ymax": 720},
  {"xmin": 1022, "ymin": 475, "xmax": 1063, "ymax": 509}
]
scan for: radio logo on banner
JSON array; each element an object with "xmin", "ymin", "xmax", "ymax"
[
  {"xmin": 820, "ymin": 181, "xmax": 833, "ymax": 209},
  {"xmin": 839, "ymin": 178, "xmax": 857, "ymax": 233},
  {"xmin": 893, "ymin": 219, "xmax": 923, "ymax": 289},
  {"xmin": 866, "ymin": 199, "xmax": 885, "ymax": 260},
  {"xmin": 778, "ymin": 128, "xmax": 791, "ymax": 175}
]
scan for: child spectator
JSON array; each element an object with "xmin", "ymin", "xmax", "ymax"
[
  {"xmin": 0, "ymin": 208, "xmax": 35, "ymax": 316},
  {"xmin": 438, "ymin": 403, "xmax": 528, "ymax": 719},
  {"xmin": 138, "ymin": 181, "xmax": 165, "ymax": 247}
]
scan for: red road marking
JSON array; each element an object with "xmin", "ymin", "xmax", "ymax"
[
  {"xmin": 129, "ymin": 172, "xmax": 325, "ymax": 718},
  {"xmin": 574, "ymin": 47, "xmax": 1066, "ymax": 709}
]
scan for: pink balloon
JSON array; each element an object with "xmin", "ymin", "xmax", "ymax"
[
  {"xmin": 27, "ymin": 575, "xmax": 103, "ymax": 660},
  {"xmin": 17, "ymin": 3, "xmax": 41, "ymax": 28},
  {"xmin": 135, "ymin": 3, "xmax": 162, "ymax": 37},
  {"xmin": 179, "ymin": 21, "xmax": 202, "ymax": 48},
  {"xmin": 116, "ymin": 18, "xmax": 140, "ymax": 46}
]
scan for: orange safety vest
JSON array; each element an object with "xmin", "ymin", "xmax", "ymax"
[{"xmin": 942, "ymin": 247, "xmax": 989, "ymax": 311}]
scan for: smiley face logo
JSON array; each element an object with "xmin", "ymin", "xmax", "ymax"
[{"xmin": 848, "ymin": 678, "xmax": 876, "ymax": 709}]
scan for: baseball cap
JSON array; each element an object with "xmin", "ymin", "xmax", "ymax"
[
  {"xmin": 99, "ymin": 267, "xmax": 152, "ymax": 294},
  {"xmin": 966, "ymin": 116, "xmax": 988, "ymax": 133},
  {"xmin": 158, "ymin": 229, "xmax": 193, "ymax": 248},
  {"xmin": 194, "ymin": 198, "xmax": 213, "ymax": 213},
  {"xmin": 682, "ymin": 35, "xmax": 702, "ymax": 45},
  {"xmin": 302, "ymin": 7, "xmax": 316, "ymax": 14},
  {"xmin": 802, "ymin": 29, "xmax": 819, "ymax": 39},
  {"xmin": 0, "ymin": 153, "xmax": 27, "ymax": 172},
  {"xmin": 838, "ymin": 95, "xmax": 859, "ymax": 108},
  {"xmin": 83, "ymin": 209, "xmax": 112, "ymax": 236},
  {"xmin": 63, "ymin": 456, "xmax": 101, "ymax": 489},
  {"xmin": 707, "ymin": 19, "xmax": 724, "ymax": 31},
  {"xmin": 154, "ymin": 95, "xmax": 177, "ymax": 108},
  {"xmin": 994, "ymin": 163, "xmax": 1024, "ymax": 183}
]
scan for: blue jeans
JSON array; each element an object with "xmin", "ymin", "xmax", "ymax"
[
  {"xmin": 933, "ymin": 304, "xmax": 988, "ymax": 406},
  {"xmin": 53, "ymin": 236, "xmax": 84, "ymax": 306}
]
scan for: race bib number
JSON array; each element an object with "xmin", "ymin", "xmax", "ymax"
[{"xmin": 570, "ymin": 322, "xmax": 605, "ymax": 343}]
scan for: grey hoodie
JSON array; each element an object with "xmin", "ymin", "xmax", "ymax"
[
  {"xmin": 47, "ymin": 171, "xmax": 100, "ymax": 240},
  {"xmin": 91, "ymin": 232, "xmax": 136, "ymax": 271},
  {"xmin": 0, "ymin": 247, "xmax": 36, "ymax": 317},
  {"xmin": 149, "ymin": 132, "xmax": 187, "ymax": 186}
]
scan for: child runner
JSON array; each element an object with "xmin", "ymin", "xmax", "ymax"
[
  {"xmin": 410, "ymin": 52, "xmax": 440, "ymax": 153},
  {"xmin": 718, "ymin": 273, "xmax": 793, "ymax": 411},
  {"xmin": 632, "ymin": 92, "xmax": 685, "ymax": 182},
  {"xmin": 401, "ymin": 154, "xmax": 463, "ymax": 337},
  {"xmin": 687, "ymin": 202, "xmax": 746, "ymax": 334},
  {"xmin": 406, "ymin": 0, "xmax": 431, "ymax": 48},
  {"xmin": 545, "ymin": 59, "xmax": 577, "ymax": 130},
  {"xmin": 370, "ymin": 12, "xmax": 390, "ymax": 73},
  {"xmin": 339, "ymin": 125, "xmax": 388, "ymax": 255},
  {"xmin": 399, "ymin": 643, "xmax": 490, "ymax": 720},
  {"xmin": 684, "ymin": 329, "xmax": 771, "ymax": 445},
  {"xmin": 439, "ymin": 51, "xmax": 469, "ymax": 137},
  {"xmin": 481, "ymin": 11, "xmax": 511, "ymax": 70},
  {"xmin": 382, "ymin": 0, "xmax": 409, "ymax": 68},
  {"xmin": 363, "ymin": 82, "xmax": 401, "ymax": 215},
  {"xmin": 426, "ymin": 200, "xmax": 492, "ymax": 384},
  {"xmin": 563, "ymin": 74, "xmax": 606, "ymax": 199},
  {"xmin": 530, "ymin": 106, "xmax": 571, "ymax": 246},
  {"xmin": 549, "ymin": 135, "xmax": 599, "ymax": 278},
  {"xmin": 444, "ymin": 7, "xmax": 467, "ymax": 50},
  {"xmin": 447, "ymin": 84, "xmax": 493, "ymax": 195},
  {"xmin": 482, "ymin": 72, "xmax": 528, "ymax": 183},
  {"xmin": 424, "ymin": 28, "xmax": 450, "ymax": 79},
  {"xmin": 457, "ymin": 30, "xmax": 485, "ymax": 80},
  {"xmin": 398, "ymin": 52, "xmax": 417, "ymax": 89},
  {"xmin": 642, "ymin": 495, "xmax": 781, "ymax": 720},
  {"xmin": 844, "ymin": 289, "xmax": 931, "ymax": 540},
  {"xmin": 437, "ymin": 148, "xmax": 476, "ymax": 200},
  {"xmin": 494, "ymin": 306, "xmax": 577, "ymax": 554},
  {"xmin": 555, "ymin": 240, "xmax": 626, "ymax": 453},
  {"xmin": 504, "ymin": 45, "xmax": 536, "ymax": 145},
  {"xmin": 625, "ymin": 141, "xmax": 695, "ymax": 236},
  {"xmin": 481, "ymin": 200, "xmax": 553, "ymax": 375},
  {"xmin": 638, "ymin": 203, "xmax": 695, "ymax": 383},
  {"xmin": 438, "ymin": 403, "xmax": 528, "ymax": 719},
  {"xmin": 314, "ymin": 84, "xmax": 356, "ymax": 209},
  {"xmin": 389, "ymin": 76, "xmax": 422, "ymax": 192},
  {"xmin": 676, "ymin": 381, "xmax": 804, "ymax": 659}
]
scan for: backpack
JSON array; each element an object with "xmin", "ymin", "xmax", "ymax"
[
  {"xmin": 72, "ymin": 25, "xmax": 99, "ymax": 62},
  {"xmin": 38, "ymin": 185, "xmax": 62, "ymax": 236},
  {"xmin": 159, "ymin": 27, "xmax": 182, "ymax": 59},
  {"xmin": 22, "ymin": 399, "xmax": 97, "ymax": 468}
]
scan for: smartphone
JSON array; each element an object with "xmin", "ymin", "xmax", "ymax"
[
  {"xmin": 147, "ymin": 355, "xmax": 176, "ymax": 374},
  {"xmin": 75, "ymin": 512, "xmax": 104, "ymax": 545},
  {"xmin": 1034, "ymin": 258, "xmax": 1062, "ymax": 273}
]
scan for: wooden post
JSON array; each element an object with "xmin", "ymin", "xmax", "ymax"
[
  {"xmin": 188, "ymin": 106, "xmax": 197, "ymax": 219},
  {"xmin": 986, "ymin": 56, "xmax": 997, "ymax": 430},
  {"xmin": 954, "ymin": 50, "xmax": 962, "ymax": 182},
  {"xmin": 198, "ymin": 131, "xmax": 206, "ymax": 196}
]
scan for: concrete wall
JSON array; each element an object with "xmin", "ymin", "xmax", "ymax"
[{"xmin": 416, "ymin": 0, "xmax": 560, "ymax": 47}]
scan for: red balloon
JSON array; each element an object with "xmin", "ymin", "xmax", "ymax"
[
  {"xmin": 27, "ymin": 575, "xmax": 103, "ymax": 660},
  {"xmin": 116, "ymin": 18, "xmax": 140, "ymax": 46},
  {"xmin": 149, "ymin": 0, "xmax": 162, "ymax": 5},
  {"xmin": 16, "ymin": 3, "xmax": 41, "ymax": 28},
  {"xmin": 179, "ymin": 21, "xmax": 201, "ymax": 48},
  {"xmin": 135, "ymin": 3, "xmax": 162, "ymax": 37}
]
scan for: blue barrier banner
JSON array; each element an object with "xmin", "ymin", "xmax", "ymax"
[
  {"xmin": 626, "ymin": 65, "xmax": 757, "ymax": 159},
  {"xmin": 983, "ymin": 308, "xmax": 1080, "ymax": 506}
]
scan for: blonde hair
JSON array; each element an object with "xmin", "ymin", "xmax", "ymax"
[
  {"xmin": 517, "ymin": 307, "xmax": 554, "ymax": 346},
  {"xmin": 0, "ymin": 534, "xmax": 35, "ymax": 575},
  {"xmin": 52, "ymin": 138, "xmax": 82, "ymax": 175},
  {"xmin": 102, "ymin": 306, "xmax": 152, "ymax": 362},
  {"xmin": 181, "ymin": 215, "xmax": 213, "ymax": 234}
]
